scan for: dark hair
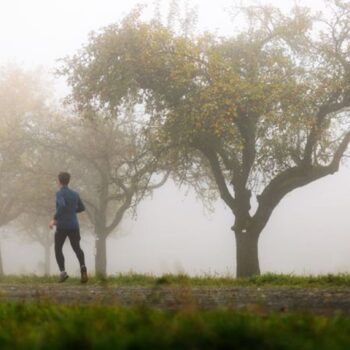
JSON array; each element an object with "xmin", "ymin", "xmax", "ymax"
[{"xmin": 58, "ymin": 172, "xmax": 71, "ymax": 186}]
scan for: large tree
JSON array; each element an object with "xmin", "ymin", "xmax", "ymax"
[{"xmin": 61, "ymin": 2, "xmax": 350, "ymax": 277}]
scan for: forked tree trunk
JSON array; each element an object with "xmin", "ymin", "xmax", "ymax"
[
  {"xmin": 235, "ymin": 230, "xmax": 260, "ymax": 277},
  {"xmin": 44, "ymin": 244, "xmax": 51, "ymax": 276},
  {"xmin": 95, "ymin": 234, "xmax": 107, "ymax": 277}
]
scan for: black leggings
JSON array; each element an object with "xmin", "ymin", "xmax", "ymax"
[{"xmin": 55, "ymin": 229, "xmax": 85, "ymax": 272}]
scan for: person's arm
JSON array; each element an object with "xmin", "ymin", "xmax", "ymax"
[
  {"xmin": 49, "ymin": 191, "xmax": 66, "ymax": 229},
  {"xmin": 76, "ymin": 194, "xmax": 85, "ymax": 213},
  {"xmin": 54, "ymin": 191, "xmax": 66, "ymax": 221}
]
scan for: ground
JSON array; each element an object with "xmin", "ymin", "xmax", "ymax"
[{"xmin": 1, "ymin": 275, "xmax": 350, "ymax": 315}]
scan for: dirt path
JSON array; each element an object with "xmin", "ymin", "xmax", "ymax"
[{"xmin": 1, "ymin": 284, "xmax": 350, "ymax": 315}]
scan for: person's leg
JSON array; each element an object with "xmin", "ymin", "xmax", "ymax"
[
  {"xmin": 54, "ymin": 231, "xmax": 67, "ymax": 272},
  {"xmin": 68, "ymin": 230, "xmax": 88, "ymax": 283},
  {"xmin": 68, "ymin": 230, "xmax": 86, "ymax": 268}
]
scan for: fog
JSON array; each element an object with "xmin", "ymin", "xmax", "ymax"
[{"xmin": 1, "ymin": 0, "xmax": 350, "ymax": 277}]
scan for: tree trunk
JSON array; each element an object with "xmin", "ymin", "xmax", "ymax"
[
  {"xmin": 44, "ymin": 244, "xmax": 51, "ymax": 276},
  {"xmin": 235, "ymin": 230, "xmax": 260, "ymax": 277},
  {"xmin": 95, "ymin": 234, "xmax": 107, "ymax": 277}
]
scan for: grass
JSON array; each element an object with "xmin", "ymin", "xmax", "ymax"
[
  {"xmin": 2, "ymin": 272, "xmax": 350, "ymax": 287},
  {"xmin": 1, "ymin": 274, "xmax": 350, "ymax": 348},
  {"xmin": 0, "ymin": 302, "xmax": 349, "ymax": 349}
]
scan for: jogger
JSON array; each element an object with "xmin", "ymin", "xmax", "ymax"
[{"xmin": 49, "ymin": 172, "xmax": 88, "ymax": 283}]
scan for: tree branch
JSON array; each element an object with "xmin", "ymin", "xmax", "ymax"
[
  {"xmin": 105, "ymin": 194, "xmax": 133, "ymax": 235},
  {"xmin": 303, "ymin": 95, "xmax": 350, "ymax": 165},
  {"xmin": 252, "ymin": 129, "xmax": 350, "ymax": 234},
  {"xmin": 195, "ymin": 143, "xmax": 236, "ymax": 211},
  {"xmin": 146, "ymin": 171, "xmax": 170, "ymax": 190}
]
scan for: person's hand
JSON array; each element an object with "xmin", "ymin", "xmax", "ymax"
[{"xmin": 49, "ymin": 220, "xmax": 56, "ymax": 229}]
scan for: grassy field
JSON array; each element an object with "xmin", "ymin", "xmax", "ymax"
[
  {"xmin": 0, "ymin": 302, "xmax": 349, "ymax": 350},
  {"xmin": 2, "ymin": 272, "xmax": 350, "ymax": 287},
  {"xmin": 1, "ymin": 274, "xmax": 350, "ymax": 349}
]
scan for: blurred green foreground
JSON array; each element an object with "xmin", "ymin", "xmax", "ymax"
[{"xmin": 0, "ymin": 302, "xmax": 350, "ymax": 350}]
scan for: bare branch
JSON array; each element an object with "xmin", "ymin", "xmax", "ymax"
[
  {"xmin": 195, "ymin": 142, "xmax": 236, "ymax": 211},
  {"xmin": 105, "ymin": 194, "xmax": 133, "ymax": 235}
]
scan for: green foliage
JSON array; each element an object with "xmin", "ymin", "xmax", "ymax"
[
  {"xmin": 60, "ymin": 1, "xmax": 350, "ymax": 205},
  {"xmin": 0, "ymin": 302, "xmax": 349, "ymax": 349}
]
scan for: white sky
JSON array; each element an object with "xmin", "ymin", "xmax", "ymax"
[
  {"xmin": 2, "ymin": 0, "xmax": 350, "ymax": 277},
  {"xmin": 0, "ymin": 0, "xmax": 325, "ymax": 66}
]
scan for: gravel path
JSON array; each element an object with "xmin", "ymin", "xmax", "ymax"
[{"xmin": 1, "ymin": 284, "xmax": 350, "ymax": 315}]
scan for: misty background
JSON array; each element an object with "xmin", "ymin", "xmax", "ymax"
[{"xmin": 1, "ymin": 0, "xmax": 350, "ymax": 276}]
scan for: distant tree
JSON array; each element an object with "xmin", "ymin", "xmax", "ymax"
[
  {"xmin": 61, "ymin": 1, "xmax": 350, "ymax": 277},
  {"xmin": 15, "ymin": 147, "xmax": 59, "ymax": 276},
  {"xmin": 17, "ymin": 214, "xmax": 54, "ymax": 276},
  {"xmin": 36, "ymin": 113, "xmax": 168, "ymax": 277},
  {"xmin": 0, "ymin": 65, "xmax": 51, "ymax": 275},
  {"xmin": 23, "ymin": 110, "xmax": 89, "ymax": 276}
]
